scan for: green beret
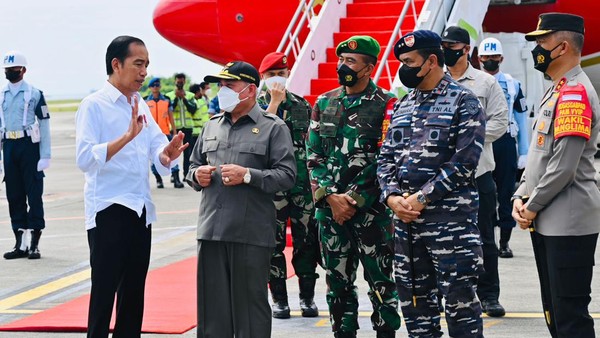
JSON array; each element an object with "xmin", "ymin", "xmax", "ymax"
[{"xmin": 336, "ymin": 35, "xmax": 381, "ymax": 59}]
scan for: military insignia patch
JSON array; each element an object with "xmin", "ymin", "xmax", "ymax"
[
  {"xmin": 348, "ymin": 40, "xmax": 358, "ymax": 50},
  {"xmin": 252, "ymin": 128, "xmax": 259, "ymax": 134},
  {"xmin": 405, "ymin": 35, "xmax": 415, "ymax": 47},
  {"xmin": 537, "ymin": 133, "xmax": 545, "ymax": 147},
  {"xmin": 282, "ymin": 56, "xmax": 287, "ymax": 64},
  {"xmin": 538, "ymin": 121, "xmax": 545, "ymax": 131},
  {"xmin": 554, "ymin": 82, "xmax": 592, "ymax": 140}
]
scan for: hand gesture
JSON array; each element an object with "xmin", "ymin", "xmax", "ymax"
[
  {"xmin": 326, "ymin": 193, "xmax": 357, "ymax": 225},
  {"xmin": 195, "ymin": 165, "xmax": 217, "ymax": 187},
  {"xmin": 220, "ymin": 164, "xmax": 246, "ymax": 186},
  {"xmin": 387, "ymin": 195, "xmax": 420, "ymax": 223},
  {"xmin": 512, "ymin": 198, "xmax": 532, "ymax": 229},
  {"xmin": 269, "ymin": 82, "xmax": 286, "ymax": 106},
  {"xmin": 175, "ymin": 89, "xmax": 185, "ymax": 98},
  {"xmin": 126, "ymin": 96, "xmax": 145, "ymax": 141},
  {"xmin": 160, "ymin": 131, "xmax": 189, "ymax": 167}
]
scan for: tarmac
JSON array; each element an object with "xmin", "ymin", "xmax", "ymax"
[{"xmin": 0, "ymin": 111, "xmax": 598, "ymax": 337}]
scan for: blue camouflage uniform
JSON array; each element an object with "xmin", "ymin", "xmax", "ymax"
[{"xmin": 377, "ymin": 74, "xmax": 486, "ymax": 337}]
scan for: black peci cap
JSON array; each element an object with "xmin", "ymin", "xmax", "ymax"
[{"xmin": 525, "ymin": 12, "xmax": 585, "ymax": 41}]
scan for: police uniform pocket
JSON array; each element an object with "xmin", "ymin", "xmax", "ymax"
[
  {"xmin": 554, "ymin": 251, "xmax": 594, "ymax": 297},
  {"xmin": 533, "ymin": 117, "xmax": 552, "ymax": 153},
  {"xmin": 202, "ymin": 139, "xmax": 219, "ymax": 165}
]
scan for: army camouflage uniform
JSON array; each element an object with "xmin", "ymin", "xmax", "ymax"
[
  {"xmin": 306, "ymin": 80, "xmax": 400, "ymax": 334},
  {"xmin": 257, "ymin": 90, "xmax": 321, "ymax": 289},
  {"xmin": 377, "ymin": 75, "xmax": 486, "ymax": 338}
]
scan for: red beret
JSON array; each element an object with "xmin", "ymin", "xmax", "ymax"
[{"xmin": 259, "ymin": 52, "xmax": 288, "ymax": 73}]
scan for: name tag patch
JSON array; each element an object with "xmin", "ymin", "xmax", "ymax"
[{"xmin": 554, "ymin": 82, "xmax": 592, "ymax": 141}]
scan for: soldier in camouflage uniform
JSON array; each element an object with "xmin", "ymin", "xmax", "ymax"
[
  {"xmin": 377, "ymin": 30, "xmax": 486, "ymax": 338},
  {"xmin": 306, "ymin": 36, "xmax": 400, "ymax": 338},
  {"xmin": 257, "ymin": 52, "xmax": 321, "ymax": 319}
]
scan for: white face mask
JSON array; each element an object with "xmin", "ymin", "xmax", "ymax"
[
  {"xmin": 217, "ymin": 84, "xmax": 250, "ymax": 112},
  {"xmin": 264, "ymin": 76, "xmax": 287, "ymax": 91},
  {"xmin": 204, "ymin": 88, "xmax": 212, "ymax": 97}
]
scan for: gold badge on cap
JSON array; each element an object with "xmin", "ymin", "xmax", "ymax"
[
  {"xmin": 252, "ymin": 128, "xmax": 259, "ymax": 134},
  {"xmin": 348, "ymin": 40, "xmax": 358, "ymax": 50},
  {"xmin": 282, "ymin": 56, "xmax": 287, "ymax": 64}
]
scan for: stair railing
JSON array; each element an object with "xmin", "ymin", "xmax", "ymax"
[
  {"xmin": 373, "ymin": 0, "xmax": 418, "ymax": 89},
  {"xmin": 276, "ymin": 0, "xmax": 318, "ymax": 58}
]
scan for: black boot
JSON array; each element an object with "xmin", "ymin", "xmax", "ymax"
[
  {"xmin": 376, "ymin": 330, "xmax": 395, "ymax": 338},
  {"xmin": 334, "ymin": 331, "xmax": 356, "ymax": 338},
  {"xmin": 155, "ymin": 174, "xmax": 164, "ymax": 189},
  {"xmin": 4, "ymin": 229, "xmax": 29, "ymax": 259},
  {"xmin": 269, "ymin": 279, "xmax": 290, "ymax": 319},
  {"xmin": 499, "ymin": 228, "xmax": 513, "ymax": 258},
  {"xmin": 298, "ymin": 277, "xmax": 318, "ymax": 317},
  {"xmin": 28, "ymin": 230, "xmax": 42, "ymax": 259},
  {"xmin": 172, "ymin": 172, "xmax": 184, "ymax": 189}
]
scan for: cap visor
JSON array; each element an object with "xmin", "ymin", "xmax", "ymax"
[
  {"xmin": 203, "ymin": 73, "xmax": 241, "ymax": 83},
  {"xmin": 525, "ymin": 30, "xmax": 553, "ymax": 41}
]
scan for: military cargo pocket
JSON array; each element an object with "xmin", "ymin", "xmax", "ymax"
[{"xmin": 423, "ymin": 117, "xmax": 452, "ymax": 146}]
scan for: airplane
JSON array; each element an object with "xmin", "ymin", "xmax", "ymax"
[{"xmin": 152, "ymin": 0, "xmax": 600, "ymax": 97}]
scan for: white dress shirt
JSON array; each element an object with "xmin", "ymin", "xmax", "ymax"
[{"xmin": 75, "ymin": 81, "xmax": 171, "ymax": 230}]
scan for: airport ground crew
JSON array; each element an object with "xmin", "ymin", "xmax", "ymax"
[
  {"xmin": 306, "ymin": 36, "xmax": 400, "ymax": 338},
  {"xmin": 257, "ymin": 52, "xmax": 320, "ymax": 319},
  {"xmin": 513, "ymin": 13, "xmax": 600, "ymax": 338},
  {"xmin": 379, "ymin": 30, "xmax": 486, "ymax": 338},
  {"xmin": 165, "ymin": 73, "xmax": 197, "ymax": 182},
  {"xmin": 1, "ymin": 51, "xmax": 51, "ymax": 260},
  {"xmin": 478, "ymin": 37, "xmax": 529, "ymax": 258},
  {"xmin": 145, "ymin": 77, "xmax": 183, "ymax": 188},
  {"xmin": 189, "ymin": 83, "xmax": 210, "ymax": 153},
  {"xmin": 443, "ymin": 25, "xmax": 509, "ymax": 317}
]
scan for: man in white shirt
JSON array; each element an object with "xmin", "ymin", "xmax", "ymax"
[{"xmin": 75, "ymin": 35, "xmax": 187, "ymax": 338}]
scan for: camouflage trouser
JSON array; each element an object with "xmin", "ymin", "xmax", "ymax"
[
  {"xmin": 269, "ymin": 189, "xmax": 320, "ymax": 281},
  {"xmin": 394, "ymin": 220, "xmax": 484, "ymax": 338},
  {"xmin": 317, "ymin": 207, "xmax": 400, "ymax": 333}
]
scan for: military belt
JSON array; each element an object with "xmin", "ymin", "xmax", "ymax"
[
  {"xmin": 3, "ymin": 130, "xmax": 30, "ymax": 139},
  {"xmin": 346, "ymin": 190, "xmax": 366, "ymax": 208}
]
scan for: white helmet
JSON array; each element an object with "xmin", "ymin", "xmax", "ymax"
[
  {"xmin": 2, "ymin": 51, "xmax": 27, "ymax": 68},
  {"xmin": 478, "ymin": 38, "xmax": 503, "ymax": 56}
]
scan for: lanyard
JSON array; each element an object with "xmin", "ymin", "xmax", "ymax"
[{"xmin": 0, "ymin": 83, "xmax": 32, "ymax": 131}]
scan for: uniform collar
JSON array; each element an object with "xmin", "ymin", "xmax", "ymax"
[
  {"xmin": 102, "ymin": 80, "xmax": 140, "ymax": 104},
  {"xmin": 408, "ymin": 74, "xmax": 453, "ymax": 100},
  {"xmin": 3, "ymin": 79, "xmax": 27, "ymax": 93},
  {"xmin": 449, "ymin": 63, "xmax": 476, "ymax": 82},
  {"xmin": 222, "ymin": 102, "xmax": 262, "ymax": 124},
  {"xmin": 562, "ymin": 65, "xmax": 583, "ymax": 82}
]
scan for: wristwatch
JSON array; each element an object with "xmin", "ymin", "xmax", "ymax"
[
  {"xmin": 416, "ymin": 190, "xmax": 428, "ymax": 205},
  {"xmin": 510, "ymin": 195, "xmax": 523, "ymax": 203},
  {"xmin": 243, "ymin": 168, "xmax": 251, "ymax": 184}
]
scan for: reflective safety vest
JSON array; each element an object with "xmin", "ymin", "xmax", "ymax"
[
  {"xmin": 192, "ymin": 97, "xmax": 210, "ymax": 136},
  {"xmin": 145, "ymin": 95, "xmax": 171, "ymax": 135},
  {"xmin": 165, "ymin": 91, "xmax": 195, "ymax": 129}
]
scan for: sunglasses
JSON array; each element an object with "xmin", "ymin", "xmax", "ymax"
[{"xmin": 149, "ymin": 83, "xmax": 160, "ymax": 87}]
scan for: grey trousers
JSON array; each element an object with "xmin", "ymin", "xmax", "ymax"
[{"xmin": 197, "ymin": 240, "xmax": 273, "ymax": 338}]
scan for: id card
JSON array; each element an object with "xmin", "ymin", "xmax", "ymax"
[{"xmin": 30, "ymin": 122, "xmax": 41, "ymax": 143}]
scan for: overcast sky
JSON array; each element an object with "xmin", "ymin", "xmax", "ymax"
[{"xmin": 0, "ymin": 0, "xmax": 222, "ymax": 100}]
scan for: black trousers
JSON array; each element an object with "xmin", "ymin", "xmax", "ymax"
[
  {"xmin": 87, "ymin": 204, "xmax": 151, "ymax": 338},
  {"xmin": 197, "ymin": 240, "xmax": 272, "ymax": 338},
  {"xmin": 492, "ymin": 133, "xmax": 518, "ymax": 230},
  {"xmin": 177, "ymin": 128, "xmax": 193, "ymax": 177},
  {"xmin": 2, "ymin": 137, "xmax": 45, "ymax": 230},
  {"xmin": 532, "ymin": 231, "xmax": 598, "ymax": 338},
  {"xmin": 475, "ymin": 172, "xmax": 500, "ymax": 301}
]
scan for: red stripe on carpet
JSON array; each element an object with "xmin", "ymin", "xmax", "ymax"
[{"xmin": 0, "ymin": 248, "xmax": 295, "ymax": 333}]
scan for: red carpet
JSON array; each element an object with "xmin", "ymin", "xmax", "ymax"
[{"xmin": 0, "ymin": 247, "xmax": 295, "ymax": 333}]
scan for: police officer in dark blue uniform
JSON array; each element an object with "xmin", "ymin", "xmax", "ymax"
[{"xmin": 1, "ymin": 51, "xmax": 51, "ymax": 260}]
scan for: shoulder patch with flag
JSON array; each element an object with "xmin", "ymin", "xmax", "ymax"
[{"xmin": 554, "ymin": 82, "xmax": 592, "ymax": 140}]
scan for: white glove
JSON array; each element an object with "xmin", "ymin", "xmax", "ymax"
[
  {"xmin": 518, "ymin": 155, "xmax": 527, "ymax": 170},
  {"xmin": 37, "ymin": 158, "xmax": 50, "ymax": 172}
]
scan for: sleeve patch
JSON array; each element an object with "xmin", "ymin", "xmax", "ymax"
[
  {"xmin": 41, "ymin": 105, "xmax": 49, "ymax": 118},
  {"xmin": 554, "ymin": 83, "xmax": 592, "ymax": 140}
]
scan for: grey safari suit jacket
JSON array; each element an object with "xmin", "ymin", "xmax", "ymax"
[
  {"xmin": 515, "ymin": 65, "xmax": 600, "ymax": 236},
  {"xmin": 186, "ymin": 103, "xmax": 297, "ymax": 247}
]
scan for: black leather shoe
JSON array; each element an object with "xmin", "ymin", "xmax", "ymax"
[
  {"xmin": 157, "ymin": 181, "xmax": 164, "ymax": 189},
  {"xmin": 272, "ymin": 300, "xmax": 290, "ymax": 319},
  {"xmin": 376, "ymin": 330, "xmax": 395, "ymax": 338},
  {"xmin": 481, "ymin": 299, "xmax": 506, "ymax": 317},
  {"xmin": 299, "ymin": 298, "xmax": 318, "ymax": 317},
  {"xmin": 4, "ymin": 249, "xmax": 29, "ymax": 260},
  {"xmin": 28, "ymin": 248, "xmax": 41, "ymax": 259},
  {"xmin": 334, "ymin": 331, "xmax": 356, "ymax": 338},
  {"xmin": 499, "ymin": 245, "xmax": 513, "ymax": 258}
]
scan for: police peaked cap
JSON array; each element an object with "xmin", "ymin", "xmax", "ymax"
[
  {"xmin": 336, "ymin": 35, "xmax": 381, "ymax": 59},
  {"xmin": 394, "ymin": 30, "xmax": 442, "ymax": 60},
  {"xmin": 204, "ymin": 61, "xmax": 260, "ymax": 87},
  {"xmin": 525, "ymin": 12, "xmax": 585, "ymax": 41}
]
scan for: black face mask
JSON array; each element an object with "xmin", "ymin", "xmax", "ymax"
[
  {"xmin": 176, "ymin": 83, "xmax": 184, "ymax": 90},
  {"xmin": 531, "ymin": 42, "xmax": 563, "ymax": 74},
  {"xmin": 398, "ymin": 58, "xmax": 430, "ymax": 88},
  {"xmin": 337, "ymin": 64, "xmax": 367, "ymax": 87},
  {"xmin": 5, "ymin": 69, "xmax": 22, "ymax": 82},
  {"xmin": 443, "ymin": 47, "xmax": 464, "ymax": 67},
  {"xmin": 482, "ymin": 60, "xmax": 500, "ymax": 72}
]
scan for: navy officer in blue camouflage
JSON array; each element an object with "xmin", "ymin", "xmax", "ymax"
[{"xmin": 377, "ymin": 30, "xmax": 486, "ymax": 338}]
